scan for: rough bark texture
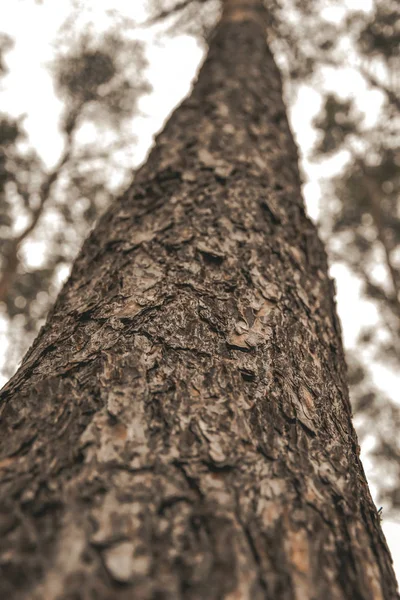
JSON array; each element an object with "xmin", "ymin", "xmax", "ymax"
[{"xmin": 0, "ymin": 2, "xmax": 398, "ymax": 599}]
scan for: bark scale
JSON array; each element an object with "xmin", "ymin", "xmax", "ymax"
[{"xmin": 0, "ymin": 3, "xmax": 398, "ymax": 599}]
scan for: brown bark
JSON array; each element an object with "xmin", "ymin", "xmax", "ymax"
[{"xmin": 0, "ymin": 5, "xmax": 398, "ymax": 599}]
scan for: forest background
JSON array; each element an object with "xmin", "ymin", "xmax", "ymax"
[{"xmin": 0, "ymin": 0, "xmax": 399, "ymax": 576}]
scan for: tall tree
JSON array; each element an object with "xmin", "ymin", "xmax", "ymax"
[{"xmin": 0, "ymin": 0, "xmax": 398, "ymax": 597}]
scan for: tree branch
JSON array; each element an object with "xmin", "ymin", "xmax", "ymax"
[
  {"xmin": 0, "ymin": 110, "xmax": 79, "ymax": 305},
  {"xmin": 361, "ymin": 168, "xmax": 400, "ymax": 310},
  {"xmin": 145, "ymin": 0, "xmax": 195, "ymax": 25},
  {"xmin": 360, "ymin": 67, "xmax": 400, "ymax": 112}
]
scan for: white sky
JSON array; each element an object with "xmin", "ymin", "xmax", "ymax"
[{"xmin": 0, "ymin": 0, "xmax": 399, "ymax": 582}]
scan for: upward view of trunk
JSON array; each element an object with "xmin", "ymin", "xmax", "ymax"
[{"xmin": 0, "ymin": 1, "xmax": 398, "ymax": 598}]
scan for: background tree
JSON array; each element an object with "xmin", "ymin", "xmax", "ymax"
[
  {"xmin": 311, "ymin": 0, "xmax": 400, "ymax": 513},
  {"xmin": 0, "ymin": 9, "xmax": 149, "ymax": 377}
]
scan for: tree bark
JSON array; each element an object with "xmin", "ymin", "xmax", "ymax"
[{"xmin": 0, "ymin": 3, "xmax": 398, "ymax": 599}]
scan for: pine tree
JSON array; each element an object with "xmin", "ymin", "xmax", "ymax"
[{"xmin": 0, "ymin": 1, "xmax": 398, "ymax": 598}]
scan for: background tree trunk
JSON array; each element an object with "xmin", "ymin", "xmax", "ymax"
[{"xmin": 0, "ymin": 2, "xmax": 398, "ymax": 598}]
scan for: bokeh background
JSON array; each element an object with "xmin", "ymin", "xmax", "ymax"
[{"xmin": 1, "ymin": 0, "xmax": 399, "ymax": 578}]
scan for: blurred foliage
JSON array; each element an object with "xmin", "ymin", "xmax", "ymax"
[
  {"xmin": 0, "ymin": 33, "xmax": 13, "ymax": 76},
  {"xmin": 310, "ymin": 0, "xmax": 400, "ymax": 513},
  {"xmin": 0, "ymin": 8, "xmax": 150, "ymax": 376},
  {"xmin": 313, "ymin": 95, "xmax": 363, "ymax": 155},
  {"xmin": 356, "ymin": 4, "xmax": 400, "ymax": 63},
  {"xmin": 1, "ymin": 0, "xmax": 400, "ymax": 512},
  {"xmin": 52, "ymin": 22, "xmax": 149, "ymax": 129}
]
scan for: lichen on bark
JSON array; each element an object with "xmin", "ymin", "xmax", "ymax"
[{"xmin": 0, "ymin": 3, "xmax": 398, "ymax": 599}]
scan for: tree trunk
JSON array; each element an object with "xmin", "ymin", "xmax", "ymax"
[{"xmin": 0, "ymin": 2, "xmax": 398, "ymax": 598}]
